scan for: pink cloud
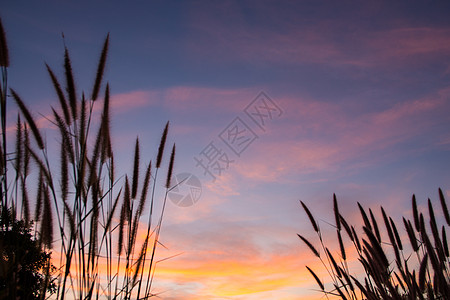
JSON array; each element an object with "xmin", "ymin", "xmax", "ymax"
[
  {"xmin": 186, "ymin": 18, "xmax": 342, "ymax": 66},
  {"xmin": 6, "ymin": 89, "xmax": 159, "ymax": 133},
  {"xmin": 186, "ymin": 4, "xmax": 450, "ymax": 69},
  {"xmin": 231, "ymin": 88, "xmax": 450, "ymax": 183},
  {"xmin": 365, "ymin": 27, "xmax": 450, "ymax": 59},
  {"xmin": 11, "ymin": 83, "xmax": 449, "ymax": 188},
  {"xmin": 163, "ymin": 86, "xmax": 256, "ymax": 114},
  {"xmin": 110, "ymin": 90, "xmax": 160, "ymax": 112}
]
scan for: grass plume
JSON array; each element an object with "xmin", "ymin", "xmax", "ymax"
[
  {"xmin": 131, "ymin": 138, "xmax": 140, "ymax": 199},
  {"xmin": 0, "ymin": 17, "xmax": 9, "ymax": 67},
  {"xmin": 64, "ymin": 47, "xmax": 77, "ymax": 121},
  {"xmin": 166, "ymin": 144, "xmax": 176, "ymax": 188},
  {"xmin": 300, "ymin": 200, "xmax": 319, "ymax": 233},
  {"xmin": 11, "ymin": 89, "xmax": 44, "ymax": 149},
  {"xmin": 46, "ymin": 64, "xmax": 71, "ymax": 124},
  {"xmin": 91, "ymin": 34, "xmax": 109, "ymax": 101},
  {"xmin": 156, "ymin": 121, "xmax": 169, "ymax": 168}
]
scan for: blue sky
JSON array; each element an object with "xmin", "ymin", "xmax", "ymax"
[{"xmin": 3, "ymin": 1, "xmax": 450, "ymax": 299}]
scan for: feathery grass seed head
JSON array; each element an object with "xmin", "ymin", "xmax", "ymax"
[
  {"xmin": 306, "ymin": 266, "xmax": 324, "ymax": 290},
  {"xmin": 300, "ymin": 201, "xmax": 319, "ymax": 232},
  {"xmin": 11, "ymin": 89, "xmax": 45, "ymax": 149},
  {"xmin": 337, "ymin": 229, "xmax": 346, "ymax": 260},
  {"xmin": 369, "ymin": 208, "xmax": 381, "ymax": 243},
  {"xmin": 91, "ymin": 33, "xmax": 109, "ymax": 101},
  {"xmin": 412, "ymin": 194, "xmax": 420, "ymax": 231},
  {"xmin": 41, "ymin": 185, "xmax": 53, "ymax": 248},
  {"xmin": 358, "ymin": 202, "xmax": 372, "ymax": 231},
  {"xmin": 156, "ymin": 121, "xmax": 169, "ymax": 168},
  {"xmin": 46, "ymin": 64, "xmax": 71, "ymax": 125},
  {"xmin": 0, "ymin": 17, "xmax": 9, "ymax": 67},
  {"xmin": 297, "ymin": 234, "xmax": 320, "ymax": 257},
  {"xmin": 439, "ymin": 188, "xmax": 450, "ymax": 226},
  {"xmin": 333, "ymin": 193, "xmax": 341, "ymax": 231},
  {"xmin": 340, "ymin": 214, "xmax": 354, "ymax": 241},
  {"xmin": 165, "ymin": 144, "xmax": 175, "ymax": 188},
  {"xmin": 64, "ymin": 47, "xmax": 77, "ymax": 121},
  {"xmin": 131, "ymin": 138, "xmax": 140, "ymax": 198}
]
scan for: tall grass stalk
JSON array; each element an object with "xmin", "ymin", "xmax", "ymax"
[{"xmin": 0, "ymin": 18, "xmax": 176, "ymax": 299}]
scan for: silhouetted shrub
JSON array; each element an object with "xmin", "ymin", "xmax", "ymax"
[{"xmin": 0, "ymin": 209, "xmax": 56, "ymax": 299}]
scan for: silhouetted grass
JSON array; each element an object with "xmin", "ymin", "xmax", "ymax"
[
  {"xmin": 0, "ymin": 17, "xmax": 177, "ymax": 299},
  {"xmin": 299, "ymin": 191, "xmax": 450, "ymax": 299}
]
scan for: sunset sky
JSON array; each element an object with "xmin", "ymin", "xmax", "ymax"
[{"xmin": 3, "ymin": 1, "xmax": 450, "ymax": 299}]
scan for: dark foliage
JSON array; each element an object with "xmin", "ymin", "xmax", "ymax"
[{"xmin": 0, "ymin": 210, "xmax": 55, "ymax": 300}]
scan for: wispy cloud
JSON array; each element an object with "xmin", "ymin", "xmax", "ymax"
[
  {"xmin": 110, "ymin": 90, "xmax": 159, "ymax": 112},
  {"xmin": 163, "ymin": 86, "xmax": 256, "ymax": 114},
  {"xmin": 185, "ymin": 2, "xmax": 450, "ymax": 70},
  {"xmin": 232, "ymin": 88, "xmax": 450, "ymax": 183}
]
